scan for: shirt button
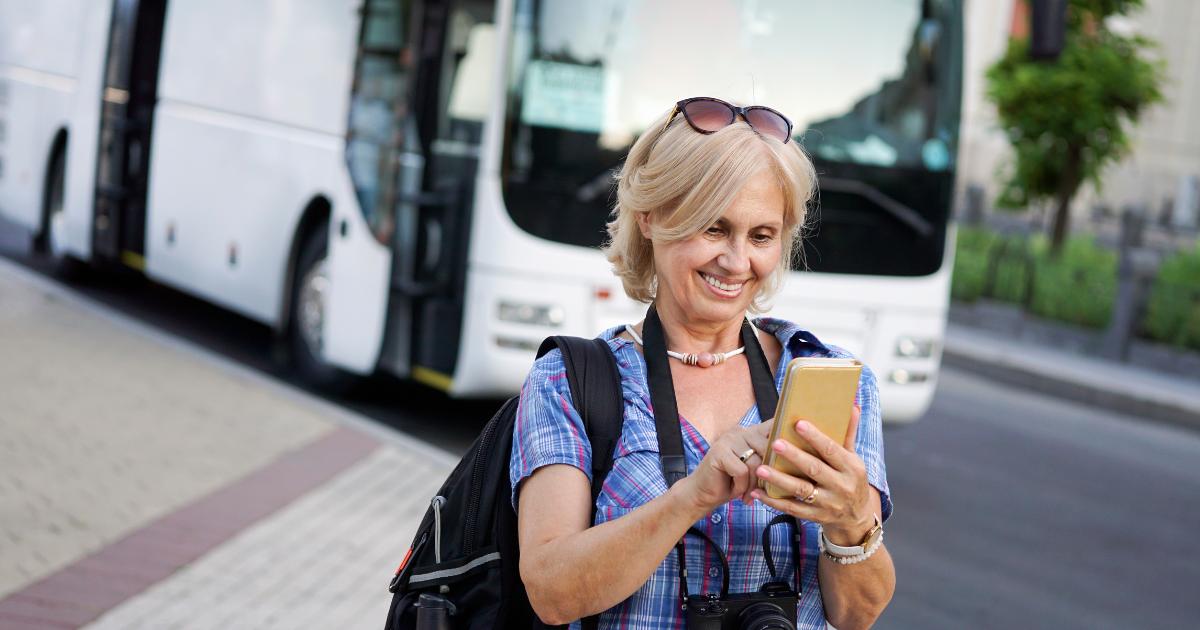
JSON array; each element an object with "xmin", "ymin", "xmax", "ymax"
[
  {"xmin": 708, "ymin": 567, "xmax": 720, "ymax": 578},
  {"xmin": 710, "ymin": 512, "xmax": 722, "ymax": 524}
]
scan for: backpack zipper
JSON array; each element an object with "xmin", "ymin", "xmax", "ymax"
[{"xmin": 463, "ymin": 399, "xmax": 512, "ymax": 553}]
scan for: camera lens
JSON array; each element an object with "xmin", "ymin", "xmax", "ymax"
[{"xmin": 738, "ymin": 602, "xmax": 796, "ymax": 630}]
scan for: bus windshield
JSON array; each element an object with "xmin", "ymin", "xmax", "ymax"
[{"xmin": 501, "ymin": 0, "xmax": 963, "ymax": 276}]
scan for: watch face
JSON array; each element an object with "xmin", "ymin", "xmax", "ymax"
[
  {"xmin": 861, "ymin": 515, "xmax": 884, "ymax": 548},
  {"xmin": 863, "ymin": 527, "xmax": 883, "ymax": 549}
]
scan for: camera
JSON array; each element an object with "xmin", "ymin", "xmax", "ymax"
[
  {"xmin": 683, "ymin": 580, "xmax": 798, "ymax": 630},
  {"xmin": 675, "ymin": 515, "xmax": 802, "ymax": 629}
]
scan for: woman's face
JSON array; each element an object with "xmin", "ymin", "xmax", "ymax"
[{"xmin": 643, "ymin": 170, "xmax": 786, "ymax": 328}]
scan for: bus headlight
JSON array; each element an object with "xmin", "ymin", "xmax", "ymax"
[
  {"xmin": 894, "ymin": 336, "xmax": 935, "ymax": 358},
  {"xmin": 889, "ymin": 369, "xmax": 929, "ymax": 385},
  {"xmin": 497, "ymin": 301, "xmax": 565, "ymax": 327}
]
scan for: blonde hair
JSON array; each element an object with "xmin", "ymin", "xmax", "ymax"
[{"xmin": 603, "ymin": 105, "xmax": 817, "ymax": 312}]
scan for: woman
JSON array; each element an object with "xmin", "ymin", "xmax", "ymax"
[{"xmin": 509, "ymin": 97, "xmax": 895, "ymax": 629}]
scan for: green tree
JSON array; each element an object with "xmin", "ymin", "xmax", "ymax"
[{"xmin": 986, "ymin": 0, "xmax": 1165, "ymax": 257}]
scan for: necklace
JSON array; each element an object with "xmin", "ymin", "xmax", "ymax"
[{"xmin": 624, "ymin": 324, "xmax": 746, "ymax": 368}]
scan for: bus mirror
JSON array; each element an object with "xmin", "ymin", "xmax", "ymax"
[{"xmin": 1029, "ymin": 0, "xmax": 1067, "ymax": 61}]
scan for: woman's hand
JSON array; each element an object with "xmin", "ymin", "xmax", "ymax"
[
  {"xmin": 677, "ymin": 420, "xmax": 775, "ymax": 512},
  {"xmin": 751, "ymin": 405, "xmax": 875, "ymax": 544}
]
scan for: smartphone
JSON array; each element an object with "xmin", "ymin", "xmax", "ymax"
[{"xmin": 760, "ymin": 357, "xmax": 862, "ymax": 499}]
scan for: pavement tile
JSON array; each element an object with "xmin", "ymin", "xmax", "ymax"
[
  {"xmin": 0, "ymin": 610, "xmax": 78, "ymax": 630},
  {"xmin": 0, "ymin": 263, "xmax": 335, "ymax": 600},
  {"xmin": 85, "ymin": 447, "xmax": 448, "ymax": 629},
  {"xmin": 0, "ymin": 250, "xmax": 465, "ymax": 629}
]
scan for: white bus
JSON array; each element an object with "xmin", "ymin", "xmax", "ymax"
[{"xmin": 0, "ymin": 0, "xmax": 962, "ymax": 422}]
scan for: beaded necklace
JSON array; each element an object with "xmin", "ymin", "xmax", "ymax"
[{"xmin": 624, "ymin": 324, "xmax": 746, "ymax": 367}]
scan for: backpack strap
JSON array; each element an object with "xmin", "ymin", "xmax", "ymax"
[
  {"xmin": 536, "ymin": 336, "xmax": 622, "ymax": 630},
  {"xmin": 536, "ymin": 336, "xmax": 624, "ymax": 505}
]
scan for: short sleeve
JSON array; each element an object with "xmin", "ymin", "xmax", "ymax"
[
  {"xmin": 854, "ymin": 364, "xmax": 893, "ymax": 521},
  {"xmin": 509, "ymin": 349, "xmax": 594, "ymax": 510}
]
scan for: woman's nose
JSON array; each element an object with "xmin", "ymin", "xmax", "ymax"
[{"xmin": 718, "ymin": 239, "xmax": 751, "ymax": 275}]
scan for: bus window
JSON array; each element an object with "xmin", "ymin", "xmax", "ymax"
[
  {"xmin": 346, "ymin": 0, "xmax": 411, "ymax": 245},
  {"xmin": 500, "ymin": 0, "xmax": 963, "ymax": 278}
]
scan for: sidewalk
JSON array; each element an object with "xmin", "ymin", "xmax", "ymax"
[
  {"xmin": 942, "ymin": 322, "xmax": 1200, "ymax": 430},
  {"xmin": 0, "ymin": 258, "xmax": 454, "ymax": 629}
]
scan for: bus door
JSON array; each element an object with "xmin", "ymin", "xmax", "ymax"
[
  {"xmin": 92, "ymin": 0, "xmax": 166, "ymax": 269},
  {"xmin": 343, "ymin": 0, "xmax": 494, "ymax": 384}
]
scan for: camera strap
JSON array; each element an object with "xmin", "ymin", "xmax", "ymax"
[
  {"xmin": 642, "ymin": 303, "xmax": 778, "ymax": 487},
  {"xmin": 641, "ymin": 304, "xmax": 802, "ymax": 602},
  {"xmin": 762, "ymin": 514, "xmax": 803, "ymax": 587}
]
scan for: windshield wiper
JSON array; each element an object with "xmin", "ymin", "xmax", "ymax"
[
  {"xmin": 575, "ymin": 168, "xmax": 618, "ymax": 203},
  {"xmin": 819, "ymin": 177, "xmax": 934, "ymax": 238}
]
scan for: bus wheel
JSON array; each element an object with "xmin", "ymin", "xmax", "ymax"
[
  {"xmin": 35, "ymin": 146, "xmax": 86, "ymax": 279},
  {"xmin": 288, "ymin": 226, "xmax": 353, "ymax": 393}
]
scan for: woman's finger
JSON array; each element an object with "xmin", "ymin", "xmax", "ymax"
[
  {"xmin": 740, "ymin": 450, "xmax": 765, "ymax": 504},
  {"xmin": 755, "ymin": 464, "xmax": 816, "ymax": 502},
  {"xmin": 843, "ymin": 404, "xmax": 862, "ymax": 452},
  {"xmin": 755, "ymin": 417, "xmax": 777, "ymax": 439},
  {"xmin": 767, "ymin": 434, "xmax": 835, "ymax": 482},
  {"xmin": 751, "ymin": 489, "xmax": 819, "ymax": 520},
  {"xmin": 792, "ymin": 420, "xmax": 854, "ymax": 472}
]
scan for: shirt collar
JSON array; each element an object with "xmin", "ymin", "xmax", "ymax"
[{"xmin": 752, "ymin": 316, "xmax": 832, "ymax": 355}]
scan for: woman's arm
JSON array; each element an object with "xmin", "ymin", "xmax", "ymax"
[
  {"xmin": 815, "ymin": 489, "xmax": 896, "ymax": 630},
  {"xmin": 517, "ymin": 464, "xmax": 708, "ymax": 625}
]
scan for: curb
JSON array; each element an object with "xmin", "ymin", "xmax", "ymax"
[{"xmin": 942, "ymin": 344, "xmax": 1200, "ymax": 432}]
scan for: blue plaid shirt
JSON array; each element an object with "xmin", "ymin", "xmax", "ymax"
[{"xmin": 510, "ymin": 318, "xmax": 892, "ymax": 629}]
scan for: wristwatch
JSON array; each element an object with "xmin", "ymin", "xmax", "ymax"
[{"xmin": 820, "ymin": 514, "xmax": 883, "ymax": 558}]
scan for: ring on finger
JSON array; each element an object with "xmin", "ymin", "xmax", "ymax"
[
  {"xmin": 738, "ymin": 448, "xmax": 756, "ymax": 463},
  {"xmin": 797, "ymin": 487, "xmax": 819, "ymax": 504}
]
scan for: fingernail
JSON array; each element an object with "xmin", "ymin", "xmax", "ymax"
[
  {"xmin": 750, "ymin": 490, "xmax": 761, "ymax": 500},
  {"xmin": 773, "ymin": 440, "xmax": 786, "ymax": 452},
  {"xmin": 756, "ymin": 467, "xmax": 770, "ymax": 478},
  {"xmin": 796, "ymin": 421, "xmax": 809, "ymax": 433}
]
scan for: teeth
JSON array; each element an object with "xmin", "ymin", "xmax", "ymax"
[{"xmin": 701, "ymin": 273, "xmax": 742, "ymax": 292}]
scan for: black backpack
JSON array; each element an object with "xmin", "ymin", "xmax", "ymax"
[{"xmin": 385, "ymin": 336, "xmax": 623, "ymax": 630}]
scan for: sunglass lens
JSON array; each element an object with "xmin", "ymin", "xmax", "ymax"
[
  {"xmin": 682, "ymin": 99, "xmax": 735, "ymax": 133},
  {"xmin": 745, "ymin": 108, "xmax": 791, "ymax": 143}
]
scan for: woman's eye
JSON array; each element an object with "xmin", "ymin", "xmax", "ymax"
[
  {"xmin": 752, "ymin": 233, "xmax": 774, "ymax": 244},
  {"xmin": 705, "ymin": 226, "xmax": 725, "ymax": 236}
]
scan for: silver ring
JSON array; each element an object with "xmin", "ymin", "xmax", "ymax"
[
  {"xmin": 738, "ymin": 448, "xmax": 756, "ymax": 463},
  {"xmin": 799, "ymin": 487, "xmax": 819, "ymax": 504}
]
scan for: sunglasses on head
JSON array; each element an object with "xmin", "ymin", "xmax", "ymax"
[{"xmin": 662, "ymin": 96, "xmax": 794, "ymax": 144}]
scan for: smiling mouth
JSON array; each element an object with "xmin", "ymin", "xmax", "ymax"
[{"xmin": 699, "ymin": 272, "xmax": 746, "ymax": 294}]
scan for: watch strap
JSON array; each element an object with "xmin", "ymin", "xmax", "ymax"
[{"xmin": 820, "ymin": 514, "xmax": 882, "ymax": 557}]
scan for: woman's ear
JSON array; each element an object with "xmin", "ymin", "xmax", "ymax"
[{"xmin": 635, "ymin": 212, "xmax": 653, "ymax": 240}]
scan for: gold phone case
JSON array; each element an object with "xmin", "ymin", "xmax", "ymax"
[{"xmin": 760, "ymin": 357, "xmax": 862, "ymax": 499}]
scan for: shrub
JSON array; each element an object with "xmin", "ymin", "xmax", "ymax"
[
  {"xmin": 952, "ymin": 228, "xmax": 1116, "ymax": 328},
  {"xmin": 1026, "ymin": 235, "xmax": 1116, "ymax": 329},
  {"xmin": 950, "ymin": 227, "xmax": 997, "ymax": 302},
  {"xmin": 1142, "ymin": 244, "xmax": 1200, "ymax": 351}
]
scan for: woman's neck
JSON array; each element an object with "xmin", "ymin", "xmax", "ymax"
[{"xmin": 647, "ymin": 300, "xmax": 745, "ymax": 353}]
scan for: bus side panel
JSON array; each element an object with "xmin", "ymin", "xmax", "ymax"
[
  {"xmin": 0, "ymin": 0, "xmax": 97, "ymax": 239},
  {"xmin": 145, "ymin": 0, "xmax": 362, "ymax": 325},
  {"xmin": 0, "ymin": 72, "xmax": 70, "ymax": 230},
  {"xmin": 324, "ymin": 170, "xmax": 391, "ymax": 373},
  {"xmin": 155, "ymin": 0, "xmax": 360, "ymax": 137},
  {"xmin": 58, "ymin": 0, "xmax": 114, "ymax": 262},
  {"xmin": 144, "ymin": 102, "xmax": 350, "ymax": 326},
  {"xmin": 145, "ymin": 0, "xmax": 390, "ymax": 372}
]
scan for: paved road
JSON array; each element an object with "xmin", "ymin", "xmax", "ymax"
[
  {"xmin": 878, "ymin": 369, "xmax": 1200, "ymax": 629},
  {"xmin": 3, "ymin": 225, "xmax": 1199, "ymax": 629}
]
